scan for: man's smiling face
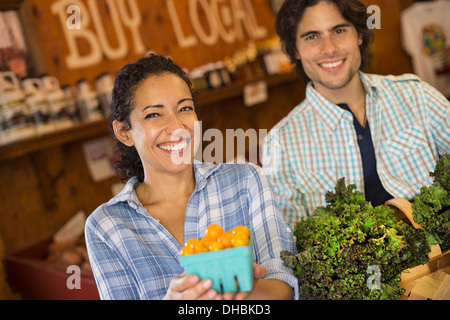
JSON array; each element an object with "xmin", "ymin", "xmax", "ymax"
[{"xmin": 295, "ymin": 1, "xmax": 363, "ymax": 92}]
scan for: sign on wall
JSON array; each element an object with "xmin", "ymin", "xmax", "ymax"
[
  {"xmin": 24, "ymin": 0, "xmax": 277, "ymax": 86},
  {"xmin": 0, "ymin": 10, "xmax": 34, "ymax": 78}
]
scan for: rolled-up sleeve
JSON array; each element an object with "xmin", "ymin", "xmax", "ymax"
[
  {"xmin": 246, "ymin": 164, "xmax": 299, "ymax": 300},
  {"xmin": 85, "ymin": 211, "xmax": 141, "ymax": 300}
]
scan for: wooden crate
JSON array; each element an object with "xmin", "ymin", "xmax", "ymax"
[
  {"xmin": 386, "ymin": 198, "xmax": 450, "ymax": 300},
  {"xmin": 4, "ymin": 236, "xmax": 99, "ymax": 300}
]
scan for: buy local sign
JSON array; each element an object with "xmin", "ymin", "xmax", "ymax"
[{"xmin": 40, "ymin": 0, "xmax": 272, "ymax": 70}]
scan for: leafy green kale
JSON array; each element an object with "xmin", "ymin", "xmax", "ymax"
[
  {"xmin": 282, "ymin": 178, "xmax": 430, "ymax": 300},
  {"xmin": 430, "ymin": 154, "xmax": 450, "ymax": 191},
  {"xmin": 412, "ymin": 154, "xmax": 450, "ymax": 251}
]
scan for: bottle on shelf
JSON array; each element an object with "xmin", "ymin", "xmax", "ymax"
[
  {"xmin": 21, "ymin": 77, "xmax": 54, "ymax": 134},
  {"xmin": 76, "ymin": 79, "xmax": 103, "ymax": 122},
  {"xmin": 0, "ymin": 71, "xmax": 35, "ymax": 145},
  {"xmin": 41, "ymin": 75, "xmax": 74, "ymax": 129},
  {"xmin": 214, "ymin": 61, "xmax": 231, "ymax": 87},
  {"xmin": 95, "ymin": 72, "xmax": 114, "ymax": 117},
  {"xmin": 61, "ymin": 84, "xmax": 80, "ymax": 123},
  {"xmin": 189, "ymin": 65, "xmax": 209, "ymax": 91},
  {"xmin": 204, "ymin": 62, "xmax": 223, "ymax": 89}
]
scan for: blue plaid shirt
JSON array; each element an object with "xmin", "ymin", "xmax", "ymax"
[
  {"xmin": 85, "ymin": 162, "xmax": 298, "ymax": 300},
  {"xmin": 262, "ymin": 72, "xmax": 450, "ymax": 227}
]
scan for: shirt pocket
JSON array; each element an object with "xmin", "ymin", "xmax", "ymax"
[
  {"xmin": 294, "ymin": 171, "xmax": 337, "ymax": 215},
  {"xmin": 383, "ymin": 126, "xmax": 433, "ymax": 185}
]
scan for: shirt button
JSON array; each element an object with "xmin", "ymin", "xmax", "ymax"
[{"xmin": 287, "ymin": 227, "xmax": 292, "ymax": 233}]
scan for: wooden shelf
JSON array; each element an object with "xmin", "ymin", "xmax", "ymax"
[
  {"xmin": 197, "ymin": 71, "xmax": 300, "ymax": 105},
  {"xmin": 0, "ymin": 119, "xmax": 109, "ymax": 161},
  {"xmin": 0, "ymin": 72, "xmax": 301, "ymax": 161},
  {"xmin": 0, "ymin": 0, "xmax": 24, "ymax": 11}
]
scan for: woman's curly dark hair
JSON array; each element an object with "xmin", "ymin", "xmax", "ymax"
[
  {"xmin": 275, "ymin": 0, "xmax": 374, "ymax": 82},
  {"xmin": 110, "ymin": 54, "xmax": 197, "ymax": 182}
]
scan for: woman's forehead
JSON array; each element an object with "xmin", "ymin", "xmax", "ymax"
[{"xmin": 133, "ymin": 74, "xmax": 192, "ymax": 109}]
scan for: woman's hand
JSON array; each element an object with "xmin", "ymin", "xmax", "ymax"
[
  {"xmin": 164, "ymin": 263, "xmax": 278, "ymax": 300},
  {"xmin": 163, "ymin": 273, "xmax": 219, "ymax": 300},
  {"xmin": 221, "ymin": 263, "xmax": 266, "ymax": 300}
]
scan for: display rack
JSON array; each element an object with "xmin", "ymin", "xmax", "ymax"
[{"xmin": 0, "ymin": 72, "xmax": 300, "ymax": 162}]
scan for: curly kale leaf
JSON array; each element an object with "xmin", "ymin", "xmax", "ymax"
[
  {"xmin": 282, "ymin": 178, "xmax": 430, "ymax": 300},
  {"xmin": 412, "ymin": 154, "xmax": 450, "ymax": 251},
  {"xmin": 430, "ymin": 154, "xmax": 450, "ymax": 191}
]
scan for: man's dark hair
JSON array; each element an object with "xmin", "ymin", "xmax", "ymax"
[
  {"xmin": 110, "ymin": 54, "xmax": 196, "ymax": 182},
  {"xmin": 275, "ymin": 0, "xmax": 374, "ymax": 82}
]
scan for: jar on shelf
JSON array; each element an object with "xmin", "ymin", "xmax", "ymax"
[
  {"xmin": 41, "ymin": 75, "xmax": 74, "ymax": 129},
  {"xmin": 0, "ymin": 71, "xmax": 35, "ymax": 145},
  {"xmin": 76, "ymin": 79, "xmax": 103, "ymax": 122},
  {"xmin": 201, "ymin": 63, "xmax": 221, "ymax": 90},
  {"xmin": 214, "ymin": 61, "xmax": 231, "ymax": 87},
  {"xmin": 189, "ymin": 66, "xmax": 209, "ymax": 91},
  {"xmin": 61, "ymin": 85, "xmax": 82, "ymax": 123},
  {"xmin": 95, "ymin": 72, "xmax": 114, "ymax": 117},
  {"xmin": 21, "ymin": 78, "xmax": 54, "ymax": 134}
]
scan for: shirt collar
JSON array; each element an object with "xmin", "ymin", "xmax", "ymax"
[
  {"xmin": 359, "ymin": 71, "xmax": 378, "ymax": 97},
  {"xmin": 192, "ymin": 161, "xmax": 222, "ymax": 191},
  {"xmin": 107, "ymin": 161, "xmax": 222, "ymax": 206},
  {"xmin": 106, "ymin": 176, "xmax": 140, "ymax": 207},
  {"xmin": 305, "ymin": 71, "xmax": 378, "ymax": 132}
]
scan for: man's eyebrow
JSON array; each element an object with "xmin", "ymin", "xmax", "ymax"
[
  {"xmin": 330, "ymin": 23, "xmax": 351, "ymax": 31},
  {"xmin": 299, "ymin": 23, "xmax": 352, "ymax": 38},
  {"xmin": 299, "ymin": 30, "xmax": 319, "ymax": 39},
  {"xmin": 142, "ymin": 98, "xmax": 193, "ymax": 112}
]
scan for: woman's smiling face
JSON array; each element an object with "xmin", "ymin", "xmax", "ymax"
[{"xmin": 124, "ymin": 72, "xmax": 199, "ymax": 175}]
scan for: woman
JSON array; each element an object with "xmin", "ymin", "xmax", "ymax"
[{"xmin": 85, "ymin": 54, "xmax": 298, "ymax": 300}]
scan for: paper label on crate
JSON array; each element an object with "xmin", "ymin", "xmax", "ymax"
[{"xmin": 53, "ymin": 210, "xmax": 86, "ymax": 243}]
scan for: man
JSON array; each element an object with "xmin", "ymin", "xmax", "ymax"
[{"xmin": 262, "ymin": 0, "xmax": 450, "ymax": 226}]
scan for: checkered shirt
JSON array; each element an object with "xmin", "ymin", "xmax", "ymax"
[
  {"xmin": 85, "ymin": 162, "xmax": 298, "ymax": 300},
  {"xmin": 262, "ymin": 72, "xmax": 450, "ymax": 227}
]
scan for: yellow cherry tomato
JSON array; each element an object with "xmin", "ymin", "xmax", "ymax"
[
  {"xmin": 180, "ymin": 246, "xmax": 195, "ymax": 256},
  {"xmin": 193, "ymin": 241, "xmax": 207, "ymax": 253},
  {"xmin": 208, "ymin": 241, "xmax": 224, "ymax": 251},
  {"xmin": 231, "ymin": 225, "xmax": 250, "ymax": 238},
  {"xmin": 231, "ymin": 233, "xmax": 250, "ymax": 247},
  {"xmin": 204, "ymin": 224, "xmax": 224, "ymax": 241},
  {"xmin": 217, "ymin": 232, "xmax": 233, "ymax": 249},
  {"xmin": 185, "ymin": 238, "xmax": 201, "ymax": 249}
]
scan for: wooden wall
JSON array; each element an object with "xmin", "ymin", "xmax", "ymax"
[
  {"xmin": 364, "ymin": 0, "xmax": 416, "ymax": 75},
  {"xmin": 198, "ymin": 0, "xmax": 416, "ymax": 159},
  {"xmin": 20, "ymin": 0, "xmax": 415, "ymax": 86},
  {"xmin": 21, "ymin": 0, "xmax": 278, "ymax": 86},
  {"xmin": 1, "ymin": 0, "xmax": 415, "ymax": 299}
]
